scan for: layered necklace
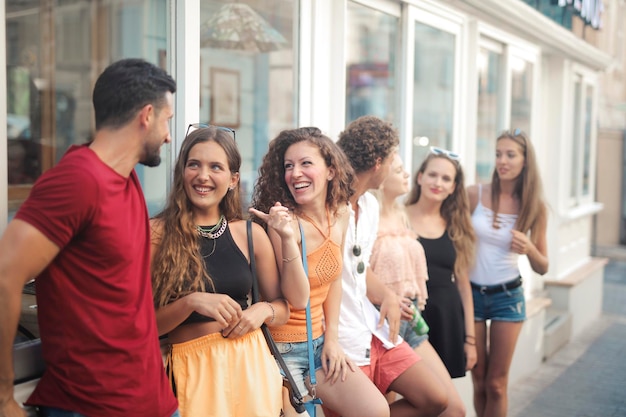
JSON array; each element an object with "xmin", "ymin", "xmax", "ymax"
[{"xmin": 196, "ymin": 214, "xmax": 227, "ymax": 239}]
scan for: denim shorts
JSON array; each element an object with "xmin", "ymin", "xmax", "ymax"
[
  {"xmin": 399, "ymin": 300, "xmax": 429, "ymax": 349},
  {"xmin": 275, "ymin": 334, "xmax": 325, "ymax": 396},
  {"xmin": 473, "ymin": 281, "xmax": 526, "ymax": 322}
]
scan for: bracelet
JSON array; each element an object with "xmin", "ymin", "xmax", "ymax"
[
  {"xmin": 465, "ymin": 335, "xmax": 475, "ymax": 341},
  {"xmin": 282, "ymin": 254, "xmax": 299, "ymax": 263},
  {"xmin": 465, "ymin": 341, "xmax": 476, "ymax": 346},
  {"xmin": 264, "ymin": 301, "xmax": 275, "ymax": 324}
]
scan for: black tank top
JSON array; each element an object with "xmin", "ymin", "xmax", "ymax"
[{"xmin": 182, "ymin": 223, "xmax": 252, "ymax": 325}]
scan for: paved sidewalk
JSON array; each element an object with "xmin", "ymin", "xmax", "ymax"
[{"xmin": 508, "ymin": 255, "xmax": 626, "ymax": 417}]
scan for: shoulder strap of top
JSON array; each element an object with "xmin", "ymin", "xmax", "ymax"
[
  {"xmin": 478, "ymin": 183, "xmax": 483, "ymax": 201},
  {"xmin": 298, "ymin": 208, "xmax": 331, "ymax": 240}
]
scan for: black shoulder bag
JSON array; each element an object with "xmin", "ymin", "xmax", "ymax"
[{"xmin": 247, "ymin": 220, "xmax": 306, "ymax": 414}]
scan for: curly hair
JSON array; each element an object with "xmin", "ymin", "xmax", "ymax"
[
  {"xmin": 251, "ymin": 127, "xmax": 354, "ymax": 223},
  {"xmin": 337, "ymin": 116, "xmax": 399, "ymax": 173},
  {"xmin": 151, "ymin": 127, "xmax": 242, "ymax": 308},
  {"xmin": 406, "ymin": 153, "xmax": 476, "ymax": 278},
  {"xmin": 491, "ymin": 129, "xmax": 546, "ymax": 234}
]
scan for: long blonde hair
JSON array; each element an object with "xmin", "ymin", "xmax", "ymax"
[
  {"xmin": 490, "ymin": 129, "xmax": 546, "ymax": 234},
  {"xmin": 151, "ymin": 127, "xmax": 242, "ymax": 308},
  {"xmin": 406, "ymin": 154, "xmax": 476, "ymax": 277}
]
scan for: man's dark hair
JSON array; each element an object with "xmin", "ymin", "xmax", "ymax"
[
  {"xmin": 337, "ymin": 115, "xmax": 399, "ymax": 174},
  {"xmin": 92, "ymin": 58, "xmax": 176, "ymax": 130}
]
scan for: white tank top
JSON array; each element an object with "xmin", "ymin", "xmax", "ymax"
[{"xmin": 469, "ymin": 185, "xmax": 520, "ymax": 286}]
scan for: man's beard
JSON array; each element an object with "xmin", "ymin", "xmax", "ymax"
[{"xmin": 140, "ymin": 143, "xmax": 162, "ymax": 167}]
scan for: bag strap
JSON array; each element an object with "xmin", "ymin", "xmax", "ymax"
[
  {"xmin": 299, "ymin": 222, "xmax": 323, "ymax": 416},
  {"xmin": 247, "ymin": 220, "xmax": 306, "ymax": 414}
]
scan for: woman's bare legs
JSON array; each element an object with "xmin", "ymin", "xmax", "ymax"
[
  {"xmin": 471, "ymin": 321, "xmax": 523, "ymax": 417},
  {"xmin": 387, "ymin": 359, "xmax": 448, "ymax": 417},
  {"xmin": 414, "ymin": 341, "xmax": 466, "ymax": 417},
  {"xmin": 314, "ymin": 366, "xmax": 390, "ymax": 417}
]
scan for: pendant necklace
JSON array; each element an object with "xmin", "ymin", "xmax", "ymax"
[
  {"xmin": 196, "ymin": 215, "xmax": 227, "ymax": 258},
  {"xmin": 352, "ymin": 210, "xmax": 365, "ymax": 274}
]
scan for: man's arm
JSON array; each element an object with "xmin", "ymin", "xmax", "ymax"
[
  {"xmin": 365, "ymin": 266, "xmax": 402, "ymax": 343},
  {"xmin": 0, "ymin": 220, "xmax": 59, "ymax": 414}
]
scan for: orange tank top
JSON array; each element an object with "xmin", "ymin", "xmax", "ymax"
[{"xmin": 270, "ymin": 211, "xmax": 342, "ymax": 343}]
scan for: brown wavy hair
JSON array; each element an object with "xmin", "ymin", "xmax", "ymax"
[
  {"xmin": 337, "ymin": 116, "xmax": 399, "ymax": 173},
  {"xmin": 251, "ymin": 127, "xmax": 354, "ymax": 222},
  {"xmin": 406, "ymin": 153, "xmax": 476, "ymax": 277},
  {"xmin": 491, "ymin": 129, "xmax": 546, "ymax": 234},
  {"xmin": 151, "ymin": 127, "xmax": 242, "ymax": 308}
]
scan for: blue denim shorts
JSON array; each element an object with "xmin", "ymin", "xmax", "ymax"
[
  {"xmin": 472, "ymin": 280, "xmax": 526, "ymax": 322},
  {"xmin": 275, "ymin": 334, "xmax": 324, "ymax": 396},
  {"xmin": 399, "ymin": 299, "xmax": 429, "ymax": 348}
]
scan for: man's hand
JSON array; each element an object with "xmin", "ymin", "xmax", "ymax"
[{"xmin": 378, "ymin": 289, "xmax": 401, "ymax": 343}]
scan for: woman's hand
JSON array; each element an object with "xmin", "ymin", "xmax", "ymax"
[
  {"xmin": 465, "ymin": 342, "xmax": 477, "ymax": 371},
  {"xmin": 400, "ymin": 297, "xmax": 414, "ymax": 321},
  {"xmin": 321, "ymin": 339, "xmax": 355, "ymax": 385},
  {"xmin": 188, "ymin": 292, "xmax": 242, "ymax": 329},
  {"xmin": 221, "ymin": 302, "xmax": 268, "ymax": 338},
  {"xmin": 249, "ymin": 202, "xmax": 294, "ymax": 240},
  {"xmin": 510, "ymin": 230, "xmax": 533, "ymax": 255}
]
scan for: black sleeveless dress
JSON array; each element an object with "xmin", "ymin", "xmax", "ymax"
[{"xmin": 420, "ymin": 230, "xmax": 466, "ymax": 378}]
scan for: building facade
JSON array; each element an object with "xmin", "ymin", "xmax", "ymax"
[{"xmin": 4, "ymin": 0, "xmax": 623, "ymax": 415}]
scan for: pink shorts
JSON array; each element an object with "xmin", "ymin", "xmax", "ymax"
[{"xmin": 359, "ymin": 336, "xmax": 421, "ymax": 394}]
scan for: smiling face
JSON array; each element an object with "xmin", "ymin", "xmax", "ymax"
[
  {"xmin": 183, "ymin": 140, "xmax": 239, "ymax": 221},
  {"xmin": 283, "ymin": 141, "xmax": 334, "ymax": 208},
  {"xmin": 495, "ymin": 137, "xmax": 525, "ymax": 181},
  {"xmin": 417, "ymin": 156, "xmax": 457, "ymax": 202},
  {"xmin": 381, "ymin": 154, "xmax": 409, "ymax": 200}
]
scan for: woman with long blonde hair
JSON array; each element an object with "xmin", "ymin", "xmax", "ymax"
[{"xmin": 467, "ymin": 129, "xmax": 548, "ymax": 417}]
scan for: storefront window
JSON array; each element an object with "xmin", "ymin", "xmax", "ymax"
[
  {"xmin": 510, "ymin": 56, "xmax": 533, "ymax": 135},
  {"xmin": 411, "ymin": 21, "xmax": 455, "ymax": 171},
  {"xmin": 476, "ymin": 47, "xmax": 504, "ymax": 182},
  {"xmin": 199, "ymin": 0, "xmax": 297, "ymax": 205},
  {"xmin": 570, "ymin": 79, "xmax": 594, "ymax": 204},
  {"xmin": 345, "ymin": 1, "xmax": 399, "ymax": 125},
  {"xmin": 7, "ymin": 0, "xmax": 170, "ymax": 347},
  {"xmin": 6, "ymin": 0, "xmax": 170, "ymax": 220}
]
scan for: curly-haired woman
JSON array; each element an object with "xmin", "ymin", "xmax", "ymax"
[{"xmin": 251, "ymin": 127, "xmax": 390, "ymax": 417}]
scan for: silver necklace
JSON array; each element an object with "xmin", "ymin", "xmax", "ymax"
[{"xmin": 196, "ymin": 215, "xmax": 227, "ymax": 239}]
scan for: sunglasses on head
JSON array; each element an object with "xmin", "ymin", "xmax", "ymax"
[
  {"xmin": 429, "ymin": 146, "xmax": 460, "ymax": 161},
  {"xmin": 186, "ymin": 123, "xmax": 236, "ymax": 142}
]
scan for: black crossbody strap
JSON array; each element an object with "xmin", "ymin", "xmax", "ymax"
[{"xmin": 247, "ymin": 220, "xmax": 305, "ymax": 413}]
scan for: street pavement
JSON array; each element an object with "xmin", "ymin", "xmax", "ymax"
[{"xmin": 507, "ymin": 255, "xmax": 626, "ymax": 417}]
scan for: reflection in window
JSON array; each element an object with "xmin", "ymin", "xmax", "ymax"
[
  {"xmin": 6, "ymin": 0, "xmax": 170, "ymax": 218},
  {"xmin": 476, "ymin": 48, "xmax": 503, "ymax": 182},
  {"xmin": 510, "ymin": 56, "xmax": 533, "ymax": 135},
  {"xmin": 412, "ymin": 22, "xmax": 455, "ymax": 172},
  {"xmin": 583, "ymin": 85, "xmax": 593, "ymax": 196},
  {"xmin": 199, "ymin": 0, "xmax": 297, "ymax": 206},
  {"xmin": 571, "ymin": 81, "xmax": 582, "ymax": 200},
  {"xmin": 6, "ymin": 0, "xmax": 169, "ymax": 346},
  {"xmin": 345, "ymin": 1, "xmax": 398, "ymax": 125}
]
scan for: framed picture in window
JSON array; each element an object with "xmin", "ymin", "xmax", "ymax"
[{"xmin": 210, "ymin": 68, "xmax": 240, "ymax": 128}]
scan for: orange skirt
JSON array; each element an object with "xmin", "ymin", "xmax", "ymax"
[{"xmin": 170, "ymin": 328, "xmax": 283, "ymax": 417}]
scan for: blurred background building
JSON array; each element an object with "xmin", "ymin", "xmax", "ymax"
[{"xmin": 2, "ymin": 1, "xmax": 624, "ymax": 415}]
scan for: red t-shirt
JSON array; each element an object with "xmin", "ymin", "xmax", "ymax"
[{"xmin": 16, "ymin": 145, "xmax": 177, "ymax": 417}]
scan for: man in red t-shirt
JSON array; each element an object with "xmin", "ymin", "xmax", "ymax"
[{"xmin": 0, "ymin": 59, "xmax": 179, "ymax": 417}]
